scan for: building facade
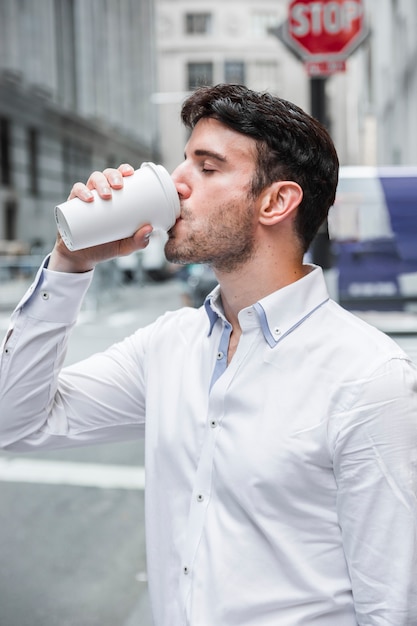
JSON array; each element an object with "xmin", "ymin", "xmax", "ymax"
[
  {"xmin": 0, "ymin": 0, "xmax": 157, "ymax": 250},
  {"xmin": 155, "ymin": 0, "xmax": 417, "ymax": 172},
  {"xmin": 155, "ymin": 0, "xmax": 311, "ymax": 174},
  {"xmin": 1, "ymin": 0, "xmax": 415, "ymax": 253},
  {"xmin": 367, "ymin": 0, "xmax": 417, "ymax": 164},
  {"xmin": 330, "ymin": 0, "xmax": 417, "ymax": 167}
]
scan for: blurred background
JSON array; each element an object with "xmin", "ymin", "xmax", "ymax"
[
  {"xmin": 0, "ymin": 1, "xmax": 417, "ymax": 625},
  {"xmin": 0, "ymin": 0, "xmax": 416, "ymax": 311}
]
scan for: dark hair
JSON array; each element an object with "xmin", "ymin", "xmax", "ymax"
[{"xmin": 181, "ymin": 84, "xmax": 339, "ymax": 253}]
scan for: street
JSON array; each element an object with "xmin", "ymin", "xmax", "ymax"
[
  {"xmin": 1, "ymin": 273, "xmax": 417, "ymax": 626},
  {"xmin": 0, "ymin": 275, "xmax": 184, "ymax": 626}
]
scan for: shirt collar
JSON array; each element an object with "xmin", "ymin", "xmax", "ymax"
[
  {"xmin": 204, "ymin": 285, "xmax": 226, "ymax": 334},
  {"xmin": 204, "ymin": 265, "xmax": 329, "ymax": 347}
]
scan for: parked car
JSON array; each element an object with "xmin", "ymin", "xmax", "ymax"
[{"xmin": 329, "ymin": 165, "xmax": 417, "ymax": 311}]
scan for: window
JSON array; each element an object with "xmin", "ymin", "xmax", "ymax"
[
  {"xmin": 0, "ymin": 117, "xmax": 12, "ymax": 186},
  {"xmin": 187, "ymin": 62, "xmax": 213, "ymax": 91},
  {"xmin": 224, "ymin": 61, "xmax": 245, "ymax": 85},
  {"xmin": 62, "ymin": 139, "xmax": 92, "ymax": 191},
  {"xmin": 185, "ymin": 13, "xmax": 212, "ymax": 35},
  {"xmin": 251, "ymin": 11, "xmax": 280, "ymax": 38},
  {"xmin": 27, "ymin": 128, "xmax": 40, "ymax": 196},
  {"xmin": 54, "ymin": 0, "xmax": 77, "ymax": 109},
  {"xmin": 249, "ymin": 61, "xmax": 280, "ymax": 92},
  {"xmin": 4, "ymin": 199, "xmax": 17, "ymax": 240}
]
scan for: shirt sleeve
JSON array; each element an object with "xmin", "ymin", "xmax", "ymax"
[
  {"xmin": 0, "ymin": 262, "xmax": 146, "ymax": 451},
  {"xmin": 330, "ymin": 356, "xmax": 417, "ymax": 624}
]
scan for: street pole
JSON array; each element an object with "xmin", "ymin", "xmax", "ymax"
[
  {"xmin": 310, "ymin": 76, "xmax": 327, "ymax": 126},
  {"xmin": 269, "ymin": 0, "xmax": 369, "ymax": 275},
  {"xmin": 309, "ymin": 76, "xmax": 333, "ymax": 270}
]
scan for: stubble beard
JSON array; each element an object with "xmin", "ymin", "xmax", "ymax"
[{"xmin": 165, "ymin": 201, "xmax": 257, "ymax": 274}]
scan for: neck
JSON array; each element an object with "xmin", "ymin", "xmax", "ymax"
[{"xmin": 214, "ymin": 252, "xmax": 307, "ymax": 330}]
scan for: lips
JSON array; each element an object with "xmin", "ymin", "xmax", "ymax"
[{"xmin": 168, "ymin": 216, "xmax": 181, "ymax": 235}]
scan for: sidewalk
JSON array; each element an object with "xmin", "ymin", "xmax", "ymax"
[
  {"xmin": 353, "ymin": 309, "xmax": 417, "ymax": 335},
  {"xmin": 122, "ymin": 590, "xmax": 154, "ymax": 626},
  {"xmin": 2, "ymin": 277, "xmax": 417, "ymax": 335}
]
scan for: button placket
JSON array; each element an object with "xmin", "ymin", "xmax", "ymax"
[{"xmin": 180, "ymin": 405, "xmax": 220, "ymax": 606}]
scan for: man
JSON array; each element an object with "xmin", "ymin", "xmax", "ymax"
[{"xmin": 1, "ymin": 84, "xmax": 416, "ymax": 625}]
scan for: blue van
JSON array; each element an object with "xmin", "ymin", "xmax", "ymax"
[{"xmin": 329, "ymin": 166, "xmax": 417, "ymax": 311}]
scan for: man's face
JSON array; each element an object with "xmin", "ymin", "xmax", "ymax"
[{"xmin": 165, "ymin": 117, "xmax": 260, "ymax": 273}]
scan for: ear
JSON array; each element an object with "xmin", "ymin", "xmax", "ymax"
[{"xmin": 258, "ymin": 181, "xmax": 303, "ymax": 226}]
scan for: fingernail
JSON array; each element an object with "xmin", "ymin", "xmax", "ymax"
[
  {"xmin": 111, "ymin": 175, "xmax": 122, "ymax": 186},
  {"xmin": 101, "ymin": 186, "xmax": 111, "ymax": 195},
  {"xmin": 81, "ymin": 189, "xmax": 93, "ymax": 200}
]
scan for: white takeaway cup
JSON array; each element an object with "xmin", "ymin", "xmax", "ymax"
[{"xmin": 54, "ymin": 162, "xmax": 180, "ymax": 251}]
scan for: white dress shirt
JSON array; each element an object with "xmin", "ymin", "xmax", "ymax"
[{"xmin": 1, "ymin": 261, "xmax": 417, "ymax": 626}]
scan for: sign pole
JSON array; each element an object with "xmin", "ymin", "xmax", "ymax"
[
  {"xmin": 310, "ymin": 77, "xmax": 327, "ymax": 127},
  {"xmin": 269, "ymin": 0, "xmax": 369, "ymax": 269},
  {"xmin": 309, "ymin": 76, "xmax": 333, "ymax": 269}
]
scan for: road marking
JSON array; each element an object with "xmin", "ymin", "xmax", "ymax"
[
  {"xmin": 107, "ymin": 311, "xmax": 139, "ymax": 327},
  {"xmin": 0, "ymin": 457, "xmax": 145, "ymax": 490}
]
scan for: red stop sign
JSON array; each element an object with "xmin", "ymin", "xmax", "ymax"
[{"xmin": 288, "ymin": 0, "xmax": 365, "ymax": 58}]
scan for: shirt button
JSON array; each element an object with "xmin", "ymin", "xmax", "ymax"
[
  {"xmin": 217, "ymin": 351, "xmax": 224, "ymax": 360},
  {"xmin": 210, "ymin": 419, "xmax": 217, "ymax": 428},
  {"xmin": 273, "ymin": 327, "xmax": 281, "ymax": 336},
  {"xmin": 183, "ymin": 566, "xmax": 189, "ymax": 575},
  {"xmin": 41, "ymin": 291, "xmax": 49, "ymax": 300},
  {"xmin": 197, "ymin": 494, "xmax": 204, "ymax": 502}
]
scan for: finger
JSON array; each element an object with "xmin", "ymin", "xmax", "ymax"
[
  {"xmin": 86, "ymin": 166, "xmax": 132, "ymax": 198},
  {"xmin": 118, "ymin": 224, "xmax": 153, "ymax": 257},
  {"xmin": 133, "ymin": 224, "xmax": 153, "ymax": 246},
  {"xmin": 102, "ymin": 167, "xmax": 124, "ymax": 189},
  {"xmin": 85, "ymin": 170, "xmax": 113, "ymax": 199},
  {"xmin": 117, "ymin": 163, "xmax": 135, "ymax": 177},
  {"xmin": 67, "ymin": 182, "xmax": 94, "ymax": 202}
]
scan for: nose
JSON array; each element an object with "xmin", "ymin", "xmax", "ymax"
[{"xmin": 171, "ymin": 162, "xmax": 191, "ymax": 199}]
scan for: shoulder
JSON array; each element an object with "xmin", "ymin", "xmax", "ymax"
[
  {"xmin": 143, "ymin": 304, "xmax": 209, "ymax": 341},
  {"xmin": 322, "ymin": 299, "xmax": 407, "ymax": 362}
]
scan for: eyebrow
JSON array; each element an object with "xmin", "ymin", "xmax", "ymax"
[{"xmin": 189, "ymin": 149, "xmax": 228, "ymax": 163}]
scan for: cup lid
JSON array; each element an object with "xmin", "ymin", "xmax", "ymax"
[{"xmin": 140, "ymin": 162, "xmax": 180, "ymax": 223}]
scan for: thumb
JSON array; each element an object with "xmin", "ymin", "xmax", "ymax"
[{"xmin": 118, "ymin": 224, "xmax": 153, "ymax": 256}]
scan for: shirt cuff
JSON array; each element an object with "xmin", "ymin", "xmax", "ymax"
[{"xmin": 16, "ymin": 255, "xmax": 94, "ymax": 324}]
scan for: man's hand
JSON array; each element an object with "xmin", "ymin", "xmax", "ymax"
[{"xmin": 49, "ymin": 164, "xmax": 153, "ymax": 273}]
